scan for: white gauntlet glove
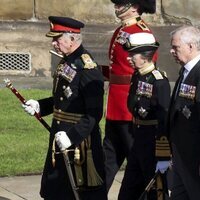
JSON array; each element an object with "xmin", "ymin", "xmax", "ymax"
[
  {"xmin": 156, "ymin": 161, "xmax": 170, "ymax": 174},
  {"xmin": 22, "ymin": 99, "xmax": 40, "ymax": 116},
  {"xmin": 55, "ymin": 131, "xmax": 72, "ymax": 151}
]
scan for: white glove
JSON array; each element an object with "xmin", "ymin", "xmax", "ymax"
[
  {"xmin": 22, "ymin": 99, "xmax": 40, "ymax": 116},
  {"xmin": 156, "ymin": 161, "xmax": 170, "ymax": 174},
  {"xmin": 55, "ymin": 131, "xmax": 72, "ymax": 151}
]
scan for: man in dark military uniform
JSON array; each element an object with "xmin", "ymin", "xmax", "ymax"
[
  {"xmin": 102, "ymin": 0, "xmax": 158, "ymax": 192},
  {"xmin": 118, "ymin": 32, "xmax": 171, "ymax": 200},
  {"xmin": 168, "ymin": 25, "xmax": 200, "ymax": 200},
  {"xmin": 22, "ymin": 16, "xmax": 107, "ymax": 200}
]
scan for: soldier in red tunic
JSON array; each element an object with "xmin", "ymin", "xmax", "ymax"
[{"xmin": 102, "ymin": 0, "xmax": 157, "ymax": 192}]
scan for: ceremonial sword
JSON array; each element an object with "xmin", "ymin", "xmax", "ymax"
[
  {"xmin": 4, "ymin": 78, "xmax": 81, "ymax": 200},
  {"xmin": 138, "ymin": 170, "xmax": 170, "ymax": 200},
  {"xmin": 138, "ymin": 171, "xmax": 160, "ymax": 200}
]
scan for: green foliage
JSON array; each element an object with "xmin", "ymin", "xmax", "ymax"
[
  {"xmin": 0, "ymin": 88, "xmax": 106, "ymax": 177},
  {"xmin": 0, "ymin": 89, "xmax": 51, "ymax": 176}
]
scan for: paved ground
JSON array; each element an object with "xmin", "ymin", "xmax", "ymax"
[{"xmin": 0, "ymin": 171, "xmax": 124, "ymax": 200}]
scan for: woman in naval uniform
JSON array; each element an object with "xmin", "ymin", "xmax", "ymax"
[{"xmin": 118, "ymin": 32, "xmax": 171, "ymax": 200}]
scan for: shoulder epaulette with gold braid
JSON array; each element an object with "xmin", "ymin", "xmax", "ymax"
[
  {"xmin": 152, "ymin": 70, "xmax": 164, "ymax": 80},
  {"xmin": 154, "ymin": 67, "xmax": 168, "ymax": 78},
  {"xmin": 81, "ymin": 54, "xmax": 97, "ymax": 69}
]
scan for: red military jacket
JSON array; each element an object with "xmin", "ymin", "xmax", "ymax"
[{"xmin": 105, "ymin": 16, "xmax": 157, "ymax": 121}]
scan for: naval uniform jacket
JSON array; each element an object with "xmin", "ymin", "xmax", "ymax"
[
  {"xmin": 38, "ymin": 45, "xmax": 105, "ymax": 198},
  {"xmin": 128, "ymin": 66, "xmax": 171, "ymax": 161},
  {"xmin": 168, "ymin": 61, "xmax": 200, "ymax": 181},
  {"xmin": 106, "ymin": 16, "xmax": 157, "ymax": 121},
  {"xmin": 118, "ymin": 66, "xmax": 171, "ymax": 200}
]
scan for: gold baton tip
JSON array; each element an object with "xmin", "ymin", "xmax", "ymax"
[{"xmin": 4, "ymin": 78, "xmax": 12, "ymax": 88}]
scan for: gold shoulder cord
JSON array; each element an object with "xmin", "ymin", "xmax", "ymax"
[
  {"xmin": 156, "ymin": 174, "xmax": 164, "ymax": 200},
  {"xmin": 74, "ymin": 142, "xmax": 86, "ymax": 186},
  {"xmin": 85, "ymin": 135, "xmax": 103, "ymax": 186}
]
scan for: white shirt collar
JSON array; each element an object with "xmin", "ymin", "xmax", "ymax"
[{"xmin": 184, "ymin": 54, "xmax": 200, "ymax": 72}]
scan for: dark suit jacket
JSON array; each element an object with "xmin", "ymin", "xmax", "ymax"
[{"xmin": 168, "ymin": 60, "xmax": 200, "ymax": 181}]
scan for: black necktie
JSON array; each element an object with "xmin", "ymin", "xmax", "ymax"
[
  {"xmin": 174, "ymin": 67, "xmax": 185, "ymax": 99},
  {"xmin": 168, "ymin": 67, "xmax": 186, "ymax": 127}
]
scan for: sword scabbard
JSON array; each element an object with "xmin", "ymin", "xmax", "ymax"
[{"xmin": 62, "ymin": 150, "xmax": 81, "ymax": 200}]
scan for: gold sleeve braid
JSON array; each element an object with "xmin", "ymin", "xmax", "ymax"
[{"xmin": 155, "ymin": 136, "xmax": 171, "ymax": 158}]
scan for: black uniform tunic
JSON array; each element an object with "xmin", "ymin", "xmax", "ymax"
[
  {"xmin": 118, "ymin": 65, "xmax": 171, "ymax": 200},
  {"xmin": 38, "ymin": 45, "xmax": 107, "ymax": 200}
]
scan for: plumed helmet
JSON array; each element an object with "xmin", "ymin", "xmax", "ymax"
[{"xmin": 110, "ymin": 0, "xmax": 156, "ymax": 14}]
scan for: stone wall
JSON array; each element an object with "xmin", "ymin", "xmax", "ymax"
[
  {"xmin": 0, "ymin": 0, "xmax": 199, "ymax": 80},
  {"xmin": 1, "ymin": 0, "xmax": 199, "ymax": 25},
  {"xmin": 0, "ymin": 0, "xmax": 34, "ymax": 20},
  {"xmin": 0, "ymin": 0, "xmax": 115, "ymax": 23},
  {"xmin": 162, "ymin": 0, "xmax": 200, "ymax": 25}
]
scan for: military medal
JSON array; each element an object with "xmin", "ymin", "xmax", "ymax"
[
  {"xmin": 64, "ymin": 86, "xmax": 73, "ymax": 98},
  {"xmin": 116, "ymin": 31, "xmax": 130, "ymax": 45},
  {"xmin": 71, "ymin": 63, "xmax": 77, "ymax": 69},
  {"xmin": 136, "ymin": 81, "xmax": 153, "ymax": 98},
  {"xmin": 179, "ymin": 83, "xmax": 196, "ymax": 100},
  {"xmin": 182, "ymin": 105, "xmax": 191, "ymax": 119},
  {"xmin": 138, "ymin": 107, "xmax": 148, "ymax": 118},
  {"xmin": 61, "ymin": 64, "xmax": 77, "ymax": 83}
]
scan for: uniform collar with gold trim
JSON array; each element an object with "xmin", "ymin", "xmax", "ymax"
[
  {"xmin": 122, "ymin": 16, "xmax": 141, "ymax": 27},
  {"xmin": 138, "ymin": 63, "xmax": 155, "ymax": 76}
]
